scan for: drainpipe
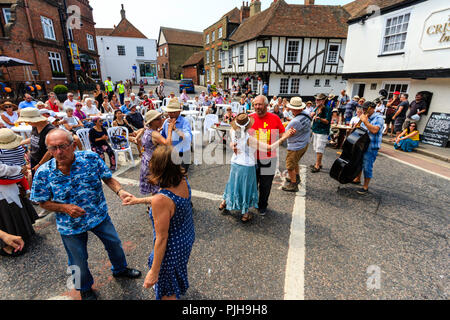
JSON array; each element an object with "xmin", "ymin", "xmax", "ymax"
[
  {"xmin": 23, "ymin": 0, "xmax": 41, "ymax": 82},
  {"xmin": 60, "ymin": 0, "xmax": 76, "ymax": 84}
]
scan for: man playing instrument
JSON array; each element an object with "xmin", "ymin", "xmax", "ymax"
[{"xmin": 352, "ymin": 101, "xmax": 385, "ymax": 195}]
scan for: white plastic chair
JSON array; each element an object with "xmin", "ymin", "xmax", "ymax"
[
  {"xmin": 231, "ymin": 102, "xmax": 240, "ymax": 114},
  {"xmin": 107, "ymin": 126, "xmax": 134, "ymax": 166},
  {"xmin": 163, "ymin": 98, "xmax": 171, "ymax": 107},
  {"xmin": 185, "ymin": 115, "xmax": 202, "ymax": 164},
  {"xmin": 76, "ymin": 129, "xmax": 92, "ymax": 151},
  {"xmin": 204, "ymin": 114, "xmax": 219, "ymax": 143},
  {"xmin": 105, "ymin": 114, "xmax": 114, "ymax": 128}
]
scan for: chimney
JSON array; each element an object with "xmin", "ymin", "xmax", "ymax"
[
  {"xmin": 240, "ymin": 2, "xmax": 250, "ymax": 22},
  {"xmin": 250, "ymin": 0, "xmax": 261, "ymax": 17},
  {"xmin": 304, "ymin": 0, "xmax": 315, "ymax": 5},
  {"xmin": 120, "ymin": 4, "xmax": 126, "ymax": 20}
]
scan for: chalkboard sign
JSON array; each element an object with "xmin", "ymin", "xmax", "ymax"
[{"xmin": 422, "ymin": 112, "xmax": 450, "ymax": 147}]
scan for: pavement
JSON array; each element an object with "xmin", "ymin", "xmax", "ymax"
[{"xmin": 382, "ymin": 137, "xmax": 450, "ymax": 163}]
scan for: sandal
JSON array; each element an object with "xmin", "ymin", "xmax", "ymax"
[
  {"xmin": 241, "ymin": 213, "xmax": 253, "ymax": 223},
  {"xmin": 218, "ymin": 201, "xmax": 226, "ymax": 211},
  {"xmin": 310, "ymin": 166, "xmax": 321, "ymax": 173}
]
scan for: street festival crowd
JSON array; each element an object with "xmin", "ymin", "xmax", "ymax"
[{"xmin": 0, "ymin": 79, "xmax": 428, "ymax": 300}]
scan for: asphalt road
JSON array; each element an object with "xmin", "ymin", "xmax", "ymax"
[{"xmin": 0, "ymin": 135, "xmax": 448, "ymax": 300}]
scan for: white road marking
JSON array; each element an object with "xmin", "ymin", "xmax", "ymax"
[
  {"xmin": 284, "ymin": 165, "xmax": 307, "ymax": 300},
  {"xmin": 379, "ymin": 152, "xmax": 450, "ymax": 181}
]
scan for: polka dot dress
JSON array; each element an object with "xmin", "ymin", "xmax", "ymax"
[{"xmin": 148, "ymin": 178, "xmax": 195, "ymax": 300}]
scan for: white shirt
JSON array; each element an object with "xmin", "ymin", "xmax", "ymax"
[
  {"xmin": 350, "ymin": 115, "xmax": 360, "ymax": 127},
  {"xmin": 2, "ymin": 111, "xmax": 18, "ymax": 128},
  {"xmin": 230, "ymin": 130, "xmax": 256, "ymax": 167},
  {"xmin": 82, "ymin": 105, "xmax": 100, "ymax": 116},
  {"xmin": 63, "ymin": 99, "xmax": 77, "ymax": 111},
  {"xmin": 375, "ymin": 103, "xmax": 385, "ymax": 114}
]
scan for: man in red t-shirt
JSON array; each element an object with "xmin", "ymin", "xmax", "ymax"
[{"xmin": 249, "ymin": 95, "xmax": 285, "ymax": 215}]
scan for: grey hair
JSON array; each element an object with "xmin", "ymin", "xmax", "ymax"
[
  {"xmin": 255, "ymin": 95, "xmax": 269, "ymax": 106},
  {"xmin": 45, "ymin": 128, "xmax": 74, "ymax": 146}
]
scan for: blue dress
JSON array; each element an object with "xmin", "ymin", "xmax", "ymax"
[{"xmin": 148, "ymin": 178, "xmax": 195, "ymax": 300}]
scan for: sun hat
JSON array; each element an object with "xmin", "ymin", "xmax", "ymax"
[
  {"xmin": 145, "ymin": 110, "xmax": 162, "ymax": 126},
  {"xmin": 16, "ymin": 107, "xmax": 47, "ymax": 123},
  {"xmin": 162, "ymin": 99, "xmax": 182, "ymax": 113},
  {"xmin": 231, "ymin": 113, "xmax": 255, "ymax": 132},
  {"xmin": 332, "ymin": 108, "xmax": 339, "ymax": 113},
  {"xmin": 36, "ymin": 101, "xmax": 46, "ymax": 108},
  {"xmin": 39, "ymin": 109, "xmax": 51, "ymax": 115},
  {"xmin": 0, "ymin": 128, "xmax": 23, "ymax": 150},
  {"xmin": 328, "ymin": 93, "xmax": 336, "ymax": 99},
  {"xmin": 306, "ymin": 101, "xmax": 313, "ymax": 105},
  {"xmin": 315, "ymin": 93, "xmax": 328, "ymax": 100},
  {"xmin": 287, "ymin": 97, "xmax": 306, "ymax": 110},
  {"xmin": 353, "ymin": 95, "xmax": 360, "ymax": 100}
]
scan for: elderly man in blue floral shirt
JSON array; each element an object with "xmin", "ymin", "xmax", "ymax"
[
  {"xmin": 352, "ymin": 101, "xmax": 385, "ymax": 195},
  {"xmin": 31, "ymin": 129, "xmax": 141, "ymax": 300}
]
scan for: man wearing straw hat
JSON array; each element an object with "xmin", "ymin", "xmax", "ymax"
[
  {"xmin": 282, "ymin": 97, "xmax": 312, "ymax": 192},
  {"xmin": 161, "ymin": 100, "xmax": 192, "ymax": 172},
  {"xmin": 17, "ymin": 108, "xmax": 55, "ymax": 179}
]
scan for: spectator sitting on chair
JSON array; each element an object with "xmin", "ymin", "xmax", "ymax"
[
  {"xmin": 120, "ymin": 98, "xmax": 132, "ymax": 115},
  {"xmin": 82, "ymin": 98, "xmax": 102, "ymax": 118},
  {"xmin": 130, "ymin": 93, "xmax": 142, "ymax": 108},
  {"xmin": 74, "ymin": 102, "xmax": 94, "ymax": 129},
  {"xmin": 63, "ymin": 107, "xmax": 84, "ymax": 133},
  {"xmin": 63, "ymin": 92, "xmax": 77, "ymax": 111},
  {"xmin": 394, "ymin": 122, "xmax": 420, "ymax": 152},
  {"xmin": 18, "ymin": 94, "xmax": 37, "ymax": 110},
  {"xmin": 113, "ymin": 110, "xmax": 143, "ymax": 157},
  {"xmin": 89, "ymin": 117, "xmax": 116, "ymax": 171},
  {"xmin": 126, "ymin": 105, "xmax": 144, "ymax": 130}
]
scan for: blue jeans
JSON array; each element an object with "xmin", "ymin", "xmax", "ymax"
[
  {"xmin": 394, "ymin": 139, "xmax": 419, "ymax": 152},
  {"xmin": 362, "ymin": 148, "xmax": 379, "ymax": 179},
  {"xmin": 60, "ymin": 216, "xmax": 128, "ymax": 291}
]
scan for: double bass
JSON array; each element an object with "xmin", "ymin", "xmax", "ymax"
[{"xmin": 330, "ymin": 90, "xmax": 387, "ymax": 184}]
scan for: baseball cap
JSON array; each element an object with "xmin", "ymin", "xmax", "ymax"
[{"xmin": 393, "ymin": 91, "xmax": 400, "ymax": 95}]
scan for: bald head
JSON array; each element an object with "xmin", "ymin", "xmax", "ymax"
[{"xmin": 45, "ymin": 128, "xmax": 73, "ymax": 146}]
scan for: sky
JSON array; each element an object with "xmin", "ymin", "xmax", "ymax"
[{"xmin": 91, "ymin": 0, "xmax": 354, "ymax": 40}]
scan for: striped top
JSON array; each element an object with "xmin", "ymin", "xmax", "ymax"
[{"xmin": 0, "ymin": 147, "xmax": 25, "ymax": 180}]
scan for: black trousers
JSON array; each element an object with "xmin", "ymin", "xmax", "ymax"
[
  {"xmin": 179, "ymin": 151, "xmax": 190, "ymax": 173},
  {"xmin": 256, "ymin": 158, "xmax": 277, "ymax": 212}
]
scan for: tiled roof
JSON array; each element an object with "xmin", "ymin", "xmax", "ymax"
[
  {"xmin": 160, "ymin": 27, "xmax": 203, "ymax": 47},
  {"xmin": 222, "ymin": 7, "xmax": 241, "ymax": 24},
  {"xmin": 182, "ymin": 51, "xmax": 204, "ymax": 67},
  {"xmin": 344, "ymin": 0, "xmax": 412, "ymax": 21},
  {"xmin": 229, "ymin": 0, "xmax": 350, "ymax": 44},
  {"xmin": 95, "ymin": 19, "xmax": 147, "ymax": 39}
]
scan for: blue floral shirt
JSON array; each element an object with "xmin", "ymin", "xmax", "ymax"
[{"xmin": 30, "ymin": 151, "xmax": 112, "ymax": 236}]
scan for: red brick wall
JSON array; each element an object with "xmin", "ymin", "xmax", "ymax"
[
  {"xmin": 182, "ymin": 65, "xmax": 199, "ymax": 85},
  {"xmin": 157, "ymin": 43, "xmax": 169, "ymax": 79}
]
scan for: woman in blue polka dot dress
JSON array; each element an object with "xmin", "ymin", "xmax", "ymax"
[{"xmin": 123, "ymin": 145, "xmax": 195, "ymax": 300}]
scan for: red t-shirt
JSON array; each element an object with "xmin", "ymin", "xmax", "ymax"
[
  {"xmin": 46, "ymin": 100, "xmax": 59, "ymax": 113},
  {"xmin": 250, "ymin": 112, "xmax": 285, "ymax": 160}
]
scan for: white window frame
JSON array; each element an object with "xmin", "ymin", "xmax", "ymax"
[
  {"xmin": 218, "ymin": 27, "xmax": 223, "ymax": 39},
  {"xmin": 206, "ymin": 34, "xmax": 210, "ymax": 44},
  {"xmin": 206, "ymin": 69, "xmax": 210, "ymax": 82},
  {"xmin": 136, "ymin": 46, "xmax": 145, "ymax": 57},
  {"xmin": 41, "ymin": 16, "xmax": 56, "ymax": 41},
  {"xmin": 160, "ymin": 49, "xmax": 163, "ymax": 56},
  {"xmin": 164, "ymin": 47, "xmax": 167, "ymax": 56},
  {"xmin": 290, "ymin": 78, "xmax": 300, "ymax": 94},
  {"xmin": 87, "ymin": 34, "xmax": 95, "ymax": 51},
  {"xmin": 117, "ymin": 45, "xmax": 126, "ymax": 56},
  {"xmin": 48, "ymin": 51, "xmax": 64, "ymax": 74},
  {"xmin": 3, "ymin": 8, "xmax": 11, "ymax": 24},
  {"xmin": 279, "ymin": 78, "xmax": 289, "ymax": 94},
  {"xmin": 212, "ymin": 48, "xmax": 215, "ymax": 63},
  {"xmin": 212, "ymin": 31, "xmax": 215, "ymax": 42},
  {"xmin": 286, "ymin": 39, "xmax": 300, "ymax": 64},
  {"xmin": 380, "ymin": 10, "xmax": 410, "ymax": 54},
  {"xmin": 239, "ymin": 46, "xmax": 244, "ymax": 66},
  {"xmin": 206, "ymin": 51, "xmax": 210, "ymax": 63},
  {"xmin": 218, "ymin": 69, "xmax": 222, "ymax": 82},
  {"xmin": 382, "ymin": 81, "xmax": 410, "ymax": 100},
  {"xmin": 326, "ymin": 43, "xmax": 340, "ymax": 64}
]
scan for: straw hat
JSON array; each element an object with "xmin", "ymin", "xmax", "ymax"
[
  {"xmin": 17, "ymin": 107, "xmax": 47, "ymax": 123},
  {"xmin": 328, "ymin": 93, "xmax": 336, "ymax": 99},
  {"xmin": 36, "ymin": 101, "xmax": 46, "ymax": 108},
  {"xmin": 145, "ymin": 110, "xmax": 162, "ymax": 126},
  {"xmin": 0, "ymin": 128, "xmax": 23, "ymax": 150},
  {"xmin": 162, "ymin": 100, "xmax": 182, "ymax": 113},
  {"xmin": 287, "ymin": 97, "xmax": 306, "ymax": 110},
  {"xmin": 315, "ymin": 93, "xmax": 328, "ymax": 100},
  {"xmin": 0, "ymin": 101, "xmax": 18, "ymax": 111},
  {"xmin": 231, "ymin": 113, "xmax": 255, "ymax": 131}
]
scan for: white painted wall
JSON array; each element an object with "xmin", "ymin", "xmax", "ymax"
[
  {"xmin": 97, "ymin": 36, "xmax": 157, "ymax": 83},
  {"xmin": 343, "ymin": 0, "xmax": 450, "ymax": 74},
  {"xmin": 269, "ymin": 74, "xmax": 346, "ymax": 97}
]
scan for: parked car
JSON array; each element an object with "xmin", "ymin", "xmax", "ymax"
[{"xmin": 179, "ymin": 79, "xmax": 195, "ymax": 94}]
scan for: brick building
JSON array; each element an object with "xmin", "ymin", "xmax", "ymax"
[
  {"xmin": 0, "ymin": 0, "xmax": 100, "ymax": 98},
  {"xmin": 203, "ymin": 4, "xmax": 245, "ymax": 87},
  {"xmin": 157, "ymin": 27, "xmax": 203, "ymax": 80},
  {"xmin": 182, "ymin": 51, "xmax": 204, "ymax": 85}
]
